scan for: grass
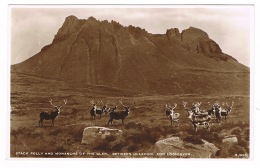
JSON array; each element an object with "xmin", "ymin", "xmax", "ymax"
[
  {"xmin": 11, "ymin": 118, "xmax": 249, "ymax": 158},
  {"xmin": 10, "ymin": 72, "xmax": 250, "ymax": 158}
]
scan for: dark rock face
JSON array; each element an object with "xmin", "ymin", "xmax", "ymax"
[
  {"xmin": 11, "ymin": 15, "xmax": 249, "ymax": 95},
  {"xmin": 196, "ymin": 39, "xmax": 222, "ymax": 54},
  {"xmin": 180, "ymin": 27, "xmax": 222, "ymax": 54},
  {"xmin": 166, "ymin": 28, "xmax": 181, "ymax": 41}
]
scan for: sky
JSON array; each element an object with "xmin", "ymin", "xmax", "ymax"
[{"xmin": 11, "ymin": 5, "xmax": 253, "ymax": 67}]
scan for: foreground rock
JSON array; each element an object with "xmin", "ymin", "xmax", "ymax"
[
  {"xmin": 222, "ymin": 135, "xmax": 238, "ymax": 144},
  {"xmin": 155, "ymin": 137, "xmax": 219, "ymax": 158},
  {"xmin": 81, "ymin": 126, "xmax": 122, "ymax": 145}
]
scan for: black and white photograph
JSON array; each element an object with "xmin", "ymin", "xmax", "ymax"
[{"xmin": 9, "ymin": 5, "xmax": 254, "ymax": 159}]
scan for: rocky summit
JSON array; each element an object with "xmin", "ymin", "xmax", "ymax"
[{"xmin": 11, "ymin": 15, "xmax": 249, "ymax": 95}]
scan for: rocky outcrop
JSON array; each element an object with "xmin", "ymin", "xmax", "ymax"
[
  {"xmin": 81, "ymin": 126, "xmax": 122, "ymax": 145},
  {"xmin": 181, "ymin": 26, "xmax": 222, "ymax": 54},
  {"xmin": 166, "ymin": 28, "xmax": 181, "ymax": 42},
  {"xmin": 155, "ymin": 137, "xmax": 219, "ymax": 158},
  {"xmin": 196, "ymin": 39, "xmax": 222, "ymax": 54}
]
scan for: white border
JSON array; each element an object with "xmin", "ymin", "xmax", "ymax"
[{"xmin": 1, "ymin": 0, "xmax": 259, "ymax": 168}]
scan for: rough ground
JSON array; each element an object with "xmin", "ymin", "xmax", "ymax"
[{"xmin": 10, "ymin": 72, "xmax": 250, "ymax": 158}]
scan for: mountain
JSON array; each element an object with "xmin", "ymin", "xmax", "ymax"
[{"xmin": 11, "ymin": 15, "xmax": 249, "ymax": 95}]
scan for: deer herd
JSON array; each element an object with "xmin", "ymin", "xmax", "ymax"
[{"xmin": 38, "ymin": 98, "xmax": 234, "ymax": 132}]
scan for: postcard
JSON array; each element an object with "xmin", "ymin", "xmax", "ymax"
[{"xmin": 10, "ymin": 5, "xmax": 253, "ymax": 159}]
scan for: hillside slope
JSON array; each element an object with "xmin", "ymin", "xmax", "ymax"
[{"xmin": 11, "ymin": 15, "xmax": 249, "ymax": 95}]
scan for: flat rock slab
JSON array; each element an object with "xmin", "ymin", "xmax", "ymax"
[
  {"xmin": 222, "ymin": 135, "xmax": 238, "ymax": 144},
  {"xmin": 81, "ymin": 126, "xmax": 122, "ymax": 145}
]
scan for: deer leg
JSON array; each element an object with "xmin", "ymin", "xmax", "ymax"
[
  {"xmin": 122, "ymin": 119, "xmax": 124, "ymax": 126},
  {"xmin": 39, "ymin": 119, "xmax": 43, "ymax": 127},
  {"xmin": 108, "ymin": 120, "xmax": 111, "ymax": 126},
  {"xmin": 207, "ymin": 125, "xmax": 210, "ymax": 132},
  {"xmin": 194, "ymin": 124, "xmax": 197, "ymax": 132},
  {"xmin": 176, "ymin": 120, "xmax": 179, "ymax": 127}
]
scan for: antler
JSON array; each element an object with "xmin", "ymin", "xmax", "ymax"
[
  {"xmin": 109, "ymin": 101, "xmax": 117, "ymax": 111},
  {"xmin": 166, "ymin": 103, "xmax": 177, "ymax": 109},
  {"xmin": 183, "ymin": 101, "xmax": 188, "ymax": 107},
  {"xmin": 119, "ymin": 99, "xmax": 126, "ymax": 107},
  {"xmin": 49, "ymin": 99, "xmax": 56, "ymax": 107},
  {"xmin": 90, "ymin": 100, "xmax": 95, "ymax": 105},
  {"xmin": 165, "ymin": 103, "xmax": 171, "ymax": 109},
  {"xmin": 60, "ymin": 99, "xmax": 67, "ymax": 108},
  {"xmin": 173, "ymin": 103, "xmax": 177, "ymax": 109},
  {"xmin": 130, "ymin": 102, "xmax": 135, "ymax": 108},
  {"xmin": 231, "ymin": 102, "xmax": 234, "ymax": 108},
  {"xmin": 214, "ymin": 102, "xmax": 219, "ymax": 106},
  {"xmin": 165, "ymin": 104, "xmax": 168, "ymax": 109}
]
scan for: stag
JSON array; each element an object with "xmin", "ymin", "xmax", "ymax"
[
  {"xmin": 95, "ymin": 100, "xmax": 110, "ymax": 119},
  {"xmin": 90, "ymin": 100, "xmax": 98, "ymax": 120},
  {"xmin": 191, "ymin": 102, "xmax": 202, "ymax": 114},
  {"xmin": 165, "ymin": 103, "xmax": 180, "ymax": 126},
  {"xmin": 207, "ymin": 102, "xmax": 215, "ymax": 116},
  {"xmin": 187, "ymin": 110, "xmax": 211, "ymax": 132},
  {"xmin": 183, "ymin": 101, "xmax": 211, "ymax": 132},
  {"xmin": 221, "ymin": 102, "xmax": 234, "ymax": 120},
  {"xmin": 212, "ymin": 102, "xmax": 222, "ymax": 122},
  {"xmin": 108, "ymin": 100, "xmax": 135, "ymax": 126},
  {"xmin": 39, "ymin": 99, "xmax": 67, "ymax": 127}
]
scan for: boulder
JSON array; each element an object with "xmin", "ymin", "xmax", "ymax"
[
  {"xmin": 81, "ymin": 126, "xmax": 122, "ymax": 145},
  {"xmin": 155, "ymin": 137, "xmax": 219, "ymax": 158},
  {"xmin": 222, "ymin": 135, "xmax": 238, "ymax": 144}
]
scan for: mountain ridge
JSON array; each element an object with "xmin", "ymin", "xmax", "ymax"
[{"xmin": 11, "ymin": 15, "xmax": 249, "ymax": 95}]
